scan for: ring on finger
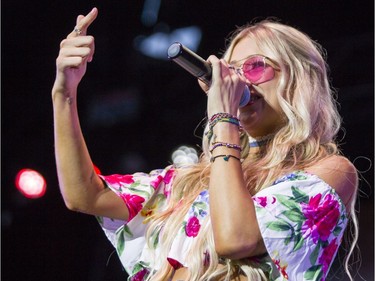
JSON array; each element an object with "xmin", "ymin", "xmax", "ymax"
[
  {"xmin": 73, "ymin": 27, "xmax": 82, "ymax": 36},
  {"xmin": 228, "ymin": 66, "xmax": 242, "ymax": 76}
]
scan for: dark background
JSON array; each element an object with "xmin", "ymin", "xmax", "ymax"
[{"xmin": 2, "ymin": 1, "xmax": 373, "ymax": 280}]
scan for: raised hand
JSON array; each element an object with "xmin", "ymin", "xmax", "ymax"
[{"xmin": 52, "ymin": 7, "xmax": 98, "ymax": 98}]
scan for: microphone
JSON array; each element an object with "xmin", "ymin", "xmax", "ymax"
[{"xmin": 167, "ymin": 42, "xmax": 250, "ymax": 107}]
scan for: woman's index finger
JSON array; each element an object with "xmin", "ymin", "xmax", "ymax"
[
  {"xmin": 77, "ymin": 8, "xmax": 98, "ymax": 32},
  {"xmin": 68, "ymin": 7, "xmax": 98, "ymax": 38}
]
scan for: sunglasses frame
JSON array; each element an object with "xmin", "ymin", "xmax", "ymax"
[{"xmin": 229, "ymin": 54, "xmax": 280, "ymax": 85}]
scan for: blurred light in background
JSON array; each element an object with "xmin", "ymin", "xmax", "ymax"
[
  {"xmin": 141, "ymin": 0, "xmax": 161, "ymax": 27},
  {"xmin": 93, "ymin": 164, "xmax": 102, "ymax": 175},
  {"xmin": 134, "ymin": 26, "xmax": 202, "ymax": 59},
  {"xmin": 15, "ymin": 169, "xmax": 46, "ymax": 199},
  {"xmin": 171, "ymin": 145, "xmax": 199, "ymax": 166}
]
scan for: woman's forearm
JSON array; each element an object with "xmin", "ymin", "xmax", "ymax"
[
  {"xmin": 209, "ymin": 123, "xmax": 264, "ymax": 259},
  {"xmin": 53, "ymin": 90, "xmax": 104, "ymax": 213}
]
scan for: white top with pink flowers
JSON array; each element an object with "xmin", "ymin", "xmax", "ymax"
[{"xmin": 97, "ymin": 166, "xmax": 348, "ymax": 281}]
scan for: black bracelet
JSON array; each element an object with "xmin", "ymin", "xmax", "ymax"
[{"xmin": 210, "ymin": 154, "xmax": 241, "ymax": 163}]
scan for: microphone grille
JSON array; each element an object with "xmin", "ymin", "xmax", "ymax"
[{"xmin": 167, "ymin": 42, "xmax": 183, "ymax": 59}]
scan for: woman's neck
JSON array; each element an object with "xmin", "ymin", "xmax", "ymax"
[{"xmin": 248, "ymin": 133, "xmax": 274, "ymax": 148}]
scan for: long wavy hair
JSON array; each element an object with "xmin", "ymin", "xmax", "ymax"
[{"xmin": 144, "ymin": 19, "xmax": 358, "ymax": 281}]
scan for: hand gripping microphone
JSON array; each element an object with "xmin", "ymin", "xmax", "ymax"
[{"xmin": 167, "ymin": 42, "xmax": 250, "ymax": 107}]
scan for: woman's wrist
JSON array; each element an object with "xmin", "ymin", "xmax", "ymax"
[
  {"xmin": 212, "ymin": 122, "xmax": 240, "ymax": 139},
  {"xmin": 206, "ymin": 112, "xmax": 241, "ymax": 142},
  {"xmin": 52, "ymin": 85, "xmax": 77, "ymax": 105}
]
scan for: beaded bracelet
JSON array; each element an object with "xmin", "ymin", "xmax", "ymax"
[
  {"xmin": 210, "ymin": 141, "xmax": 242, "ymax": 153},
  {"xmin": 205, "ymin": 113, "xmax": 241, "ymax": 141},
  {"xmin": 210, "ymin": 117, "xmax": 240, "ymax": 130},
  {"xmin": 209, "ymin": 113, "xmax": 239, "ymax": 128},
  {"xmin": 209, "ymin": 112, "xmax": 238, "ymax": 122},
  {"xmin": 210, "ymin": 154, "xmax": 241, "ymax": 163}
]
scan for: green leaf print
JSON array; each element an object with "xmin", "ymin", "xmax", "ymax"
[
  {"xmin": 117, "ymin": 180, "xmax": 140, "ymax": 193},
  {"xmin": 275, "ymin": 194, "xmax": 300, "ymax": 211},
  {"xmin": 132, "ymin": 263, "xmax": 144, "ymax": 274},
  {"xmin": 266, "ymin": 220, "xmax": 292, "ymax": 232},
  {"xmin": 284, "ymin": 229, "xmax": 295, "ymax": 246},
  {"xmin": 192, "ymin": 201, "xmax": 207, "ymax": 210},
  {"xmin": 154, "ymin": 193, "xmax": 167, "ymax": 203},
  {"xmin": 309, "ymin": 241, "xmax": 321, "ymax": 266},
  {"xmin": 304, "ymin": 264, "xmax": 323, "ymax": 280},
  {"xmin": 116, "ymin": 228, "xmax": 125, "ymax": 256},
  {"xmin": 289, "ymin": 172, "xmax": 309, "ymax": 181},
  {"xmin": 123, "ymin": 224, "xmax": 133, "ymax": 238},
  {"xmin": 95, "ymin": 216, "xmax": 103, "ymax": 225},
  {"xmin": 282, "ymin": 208, "xmax": 304, "ymax": 222},
  {"xmin": 128, "ymin": 185, "xmax": 153, "ymax": 198},
  {"xmin": 333, "ymin": 226, "xmax": 342, "ymax": 237},
  {"xmin": 150, "ymin": 228, "xmax": 160, "ymax": 248},
  {"xmin": 132, "ymin": 261, "xmax": 150, "ymax": 275},
  {"xmin": 293, "ymin": 232, "xmax": 304, "ymax": 251},
  {"xmin": 291, "ymin": 186, "xmax": 309, "ymax": 203},
  {"xmin": 181, "ymin": 221, "xmax": 187, "ymax": 235},
  {"xmin": 144, "ymin": 193, "xmax": 166, "ymax": 212}
]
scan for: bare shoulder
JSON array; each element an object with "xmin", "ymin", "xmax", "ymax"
[{"xmin": 305, "ymin": 155, "xmax": 358, "ymax": 208}]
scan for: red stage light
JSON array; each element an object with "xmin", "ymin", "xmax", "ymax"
[
  {"xmin": 15, "ymin": 169, "xmax": 47, "ymax": 199},
  {"xmin": 93, "ymin": 164, "xmax": 101, "ymax": 175}
]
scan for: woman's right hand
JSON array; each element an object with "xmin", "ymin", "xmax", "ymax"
[
  {"xmin": 52, "ymin": 7, "xmax": 98, "ymax": 98},
  {"xmin": 52, "ymin": 8, "xmax": 129, "ymax": 221},
  {"xmin": 201, "ymin": 55, "xmax": 246, "ymax": 118}
]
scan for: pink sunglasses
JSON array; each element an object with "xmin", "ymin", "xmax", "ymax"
[{"xmin": 230, "ymin": 54, "xmax": 280, "ymax": 85}]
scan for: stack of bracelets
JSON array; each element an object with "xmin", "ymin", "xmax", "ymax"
[{"xmin": 206, "ymin": 113, "xmax": 243, "ymax": 163}]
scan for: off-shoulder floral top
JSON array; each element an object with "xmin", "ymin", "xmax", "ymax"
[{"xmin": 97, "ymin": 166, "xmax": 348, "ymax": 281}]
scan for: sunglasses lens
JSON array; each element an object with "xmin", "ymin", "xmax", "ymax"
[{"xmin": 242, "ymin": 56, "xmax": 275, "ymax": 84}]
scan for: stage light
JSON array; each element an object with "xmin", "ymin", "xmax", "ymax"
[
  {"xmin": 134, "ymin": 26, "xmax": 202, "ymax": 60},
  {"xmin": 171, "ymin": 145, "xmax": 199, "ymax": 166},
  {"xmin": 93, "ymin": 164, "xmax": 101, "ymax": 175},
  {"xmin": 15, "ymin": 169, "xmax": 46, "ymax": 199},
  {"xmin": 141, "ymin": 0, "xmax": 161, "ymax": 27}
]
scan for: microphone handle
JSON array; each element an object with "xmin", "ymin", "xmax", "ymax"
[
  {"xmin": 167, "ymin": 42, "xmax": 250, "ymax": 107},
  {"xmin": 167, "ymin": 42, "xmax": 211, "ymax": 85}
]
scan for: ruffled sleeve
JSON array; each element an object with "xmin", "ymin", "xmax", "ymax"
[
  {"xmin": 253, "ymin": 171, "xmax": 348, "ymax": 281},
  {"xmin": 96, "ymin": 165, "xmax": 175, "ymax": 274}
]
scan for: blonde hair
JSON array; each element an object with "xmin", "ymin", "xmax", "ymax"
[{"xmin": 144, "ymin": 19, "xmax": 358, "ymax": 280}]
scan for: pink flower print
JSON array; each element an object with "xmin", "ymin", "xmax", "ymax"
[
  {"xmin": 163, "ymin": 168, "xmax": 175, "ymax": 184},
  {"xmin": 253, "ymin": 196, "xmax": 276, "ymax": 207},
  {"xmin": 120, "ymin": 193, "xmax": 145, "ymax": 221},
  {"xmin": 130, "ymin": 268, "xmax": 149, "ymax": 281},
  {"xmin": 160, "ymin": 169, "xmax": 175, "ymax": 197},
  {"xmin": 185, "ymin": 216, "xmax": 201, "ymax": 237},
  {"xmin": 319, "ymin": 238, "xmax": 339, "ymax": 274},
  {"xmin": 104, "ymin": 174, "xmax": 134, "ymax": 189},
  {"xmin": 301, "ymin": 194, "xmax": 340, "ymax": 243},
  {"xmin": 149, "ymin": 169, "xmax": 175, "ymax": 189},
  {"xmin": 150, "ymin": 175, "xmax": 163, "ymax": 189}
]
